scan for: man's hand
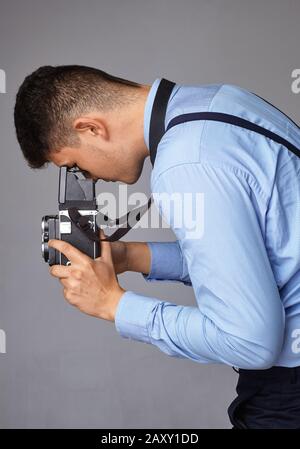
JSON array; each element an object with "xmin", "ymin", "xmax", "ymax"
[{"xmin": 48, "ymin": 229, "xmax": 126, "ymax": 322}]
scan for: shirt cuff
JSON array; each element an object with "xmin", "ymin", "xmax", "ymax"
[
  {"xmin": 142, "ymin": 241, "xmax": 187, "ymax": 283},
  {"xmin": 114, "ymin": 290, "xmax": 160, "ymax": 343}
]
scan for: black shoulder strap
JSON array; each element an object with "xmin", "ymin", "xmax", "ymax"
[
  {"xmin": 166, "ymin": 112, "xmax": 300, "ymax": 160},
  {"xmin": 149, "ymin": 78, "xmax": 176, "ymax": 166},
  {"xmin": 149, "ymin": 79, "xmax": 300, "ymax": 166}
]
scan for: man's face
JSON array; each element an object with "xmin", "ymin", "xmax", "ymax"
[
  {"xmin": 47, "ymin": 109, "xmax": 148, "ymax": 185},
  {"xmin": 49, "ymin": 139, "xmax": 144, "ymax": 185}
]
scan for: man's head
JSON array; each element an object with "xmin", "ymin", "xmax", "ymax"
[{"xmin": 14, "ymin": 65, "xmax": 151, "ymax": 183}]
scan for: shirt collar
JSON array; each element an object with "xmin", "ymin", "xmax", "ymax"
[{"xmin": 143, "ymin": 77, "xmax": 162, "ymax": 153}]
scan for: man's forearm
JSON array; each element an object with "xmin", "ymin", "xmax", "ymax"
[
  {"xmin": 126, "ymin": 242, "xmax": 151, "ymax": 275},
  {"xmin": 125, "ymin": 241, "xmax": 191, "ymax": 285}
]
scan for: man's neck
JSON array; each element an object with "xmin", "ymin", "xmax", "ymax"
[
  {"xmin": 110, "ymin": 84, "xmax": 151, "ymax": 161},
  {"xmin": 130, "ymin": 84, "xmax": 152, "ymax": 160}
]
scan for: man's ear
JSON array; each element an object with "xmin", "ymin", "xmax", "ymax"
[{"xmin": 73, "ymin": 116, "xmax": 109, "ymax": 140}]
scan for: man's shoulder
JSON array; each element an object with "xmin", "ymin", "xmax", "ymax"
[
  {"xmin": 150, "ymin": 123, "xmax": 202, "ymax": 188},
  {"xmin": 150, "ymin": 82, "xmax": 249, "ymax": 184}
]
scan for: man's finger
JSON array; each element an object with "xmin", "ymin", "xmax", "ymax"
[
  {"xmin": 49, "ymin": 264, "xmax": 71, "ymax": 279},
  {"xmin": 59, "ymin": 277, "xmax": 75, "ymax": 289},
  {"xmin": 48, "ymin": 239, "xmax": 89, "ymax": 264},
  {"xmin": 99, "ymin": 228, "xmax": 113, "ymax": 264}
]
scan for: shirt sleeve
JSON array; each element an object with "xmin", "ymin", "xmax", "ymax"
[
  {"xmin": 115, "ymin": 162, "xmax": 285, "ymax": 369},
  {"xmin": 141, "ymin": 241, "xmax": 192, "ymax": 285}
]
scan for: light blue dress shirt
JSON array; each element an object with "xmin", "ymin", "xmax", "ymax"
[{"xmin": 115, "ymin": 78, "xmax": 300, "ymax": 369}]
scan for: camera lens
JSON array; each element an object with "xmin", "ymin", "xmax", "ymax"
[
  {"xmin": 41, "ymin": 216, "xmax": 50, "ymax": 262},
  {"xmin": 41, "ymin": 215, "xmax": 58, "ymax": 264},
  {"xmin": 41, "ymin": 242, "xmax": 49, "ymax": 262},
  {"xmin": 41, "ymin": 216, "xmax": 49, "ymax": 233},
  {"xmin": 42, "ymin": 216, "xmax": 49, "ymax": 262}
]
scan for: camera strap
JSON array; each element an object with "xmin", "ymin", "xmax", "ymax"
[{"xmin": 68, "ymin": 197, "xmax": 153, "ymax": 243}]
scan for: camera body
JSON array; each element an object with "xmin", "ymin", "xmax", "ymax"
[{"xmin": 41, "ymin": 167, "xmax": 100, "ymax": 266}]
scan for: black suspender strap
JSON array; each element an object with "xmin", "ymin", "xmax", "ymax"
[
  {"xmin": 149, "ymin": 78, "xmax": 176, "ymax": 166},
  {"xmin": 166, "ymin": 112, "xmax": 300, "ymax": 160},
  {"xmin": 148, "ymin": 78, "xmax": 300, "ymax": 166}
]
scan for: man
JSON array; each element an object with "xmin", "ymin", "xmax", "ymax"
[{"xmin": 14, "ymin": 65, "xmax": 300, "ymax": 428}]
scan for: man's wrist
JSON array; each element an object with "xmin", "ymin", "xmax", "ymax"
[
  {"xmin": 126, "ymin": 242, "xmax": 151, "ymax": 274},
  {"xmin": 99, "ymin": 287, "xmax": 127, "ymax": 322},
  {"xmin": 126, "ymin": 242, "xmax": 135, "ymax": 272}
]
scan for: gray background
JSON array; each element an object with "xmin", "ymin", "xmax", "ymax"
[{"xmin": 0, "ymin": 0, "xmax": 299, "ymax": 429}]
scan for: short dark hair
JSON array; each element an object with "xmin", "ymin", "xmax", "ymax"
[{"xmin": 14, "ymin": 65, "xmax": 142, "ymax": 168}]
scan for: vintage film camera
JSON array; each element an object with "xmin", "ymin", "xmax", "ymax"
[
  {"xmin": 41, "ymin": 166, "xmax": 100, "ymax": 266},
  {"xmin": 41, "ymin": 166, "xmax": 152, "ymax": 266}
]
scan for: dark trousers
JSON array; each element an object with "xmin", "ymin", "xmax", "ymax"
[{"xmin": 228, "ymin": 366, "xmax": 300, "ymax": 429}]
